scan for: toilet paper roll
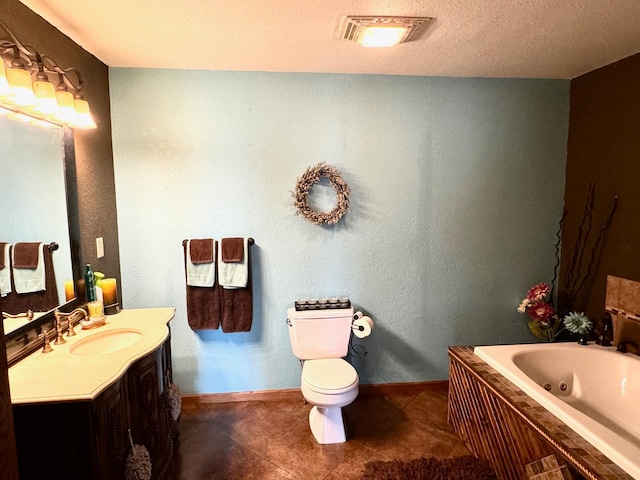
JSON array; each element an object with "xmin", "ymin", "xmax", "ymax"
[
  {"xmin": 353, "ymin": 316, "xmax": 374, "ymax": 338},
  {"xmin": 353, "ymin": 311, "xmax": 364, "ymax": 320}
]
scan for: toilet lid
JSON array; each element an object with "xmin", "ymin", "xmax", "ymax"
[{"xmin": 302, "ymin": 358, "xmax": 358, "ymax": 391}]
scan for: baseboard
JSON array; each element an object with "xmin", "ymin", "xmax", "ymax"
[{"xmin": 181, "ymin": 380, "xmax": 448, "ymax": 411}]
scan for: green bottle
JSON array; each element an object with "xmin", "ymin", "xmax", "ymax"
[{"xmin": 85, "ymin": 264, "xmax": 96, "ymax": 302}]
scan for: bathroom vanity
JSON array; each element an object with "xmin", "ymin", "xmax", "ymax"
[{"xmin": 9, "ymin": 308, "xmax": 177, "ymax": 480}]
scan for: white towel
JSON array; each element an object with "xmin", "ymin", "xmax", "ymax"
[
  {"xmin": 218, "ymin": 238, "xmax": 248, "ymax": 289},
  {"xmin": 0, "ymin": 243, "xmax": 11, "ymax": 296},
  {"xmin": 186, "ymin": 239, "xmax": 215, "ymax": 287},
  {"xmin": 13, "ymin": 243, "xmax": 46, "ymax": 294}
]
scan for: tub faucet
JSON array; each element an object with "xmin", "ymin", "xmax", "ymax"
[
  {"xmin": 596, "ymin": 312, "xmax": 613, "ymax": 347},
  {"xmin": 616, "ymin": 340, "xmax": 639, "ymax": 354}
]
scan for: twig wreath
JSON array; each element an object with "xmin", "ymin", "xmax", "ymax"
[{"xmin": 292, "ymin": 162, "xmax": 350, "ymax": 225}]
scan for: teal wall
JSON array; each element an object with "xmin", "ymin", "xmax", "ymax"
[{"xmin": 109, "ymin": 69, "xmax": 569, "ymax": 394}]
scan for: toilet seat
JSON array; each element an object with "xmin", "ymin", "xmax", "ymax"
[{"xmin": 302, "ymin": 358, "xmax": 358, "ymax": 394}]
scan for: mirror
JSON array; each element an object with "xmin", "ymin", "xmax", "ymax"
[
  {"xmin": 0, "ymin": 115, "xmax": 74, "ymax": 333},
  {"xmin": 1, "ymin": 116, "xmax": 83, "ymax": 365}
]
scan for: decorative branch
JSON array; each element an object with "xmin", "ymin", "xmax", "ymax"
[
  {"xmin": 569, "ymin": 195, "xmax": 618, "ymax": 307},
  {"xmin": 549, "ymin": 208, "xmax": 567, "ymax": 307},
  {"xmin": 568, "ymin": 183, "xmax": 596, "ymax": 299},
  {"xmin": 564, "ymin": 183, "xmax": 595, "ymax": 299}
]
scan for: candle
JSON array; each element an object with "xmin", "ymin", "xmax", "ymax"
[
  {"xmin": 64, "ymin": 280, "xmax": 75, "ymax": 301},
  {"xmin": 102, "ymin": 278, "xmax": 118, "ymax": 305}
]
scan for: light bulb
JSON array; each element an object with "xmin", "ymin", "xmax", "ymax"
[
  {"xmin": 358, "ymin": 26, "xmax": 407, "ymax": 47},
  {"xmin": 70, "ymin": 97, "xmax": 97, "ymax": 129},
  {"xmin": 0, "ymin": 62, "xmax": 12, "ymax": 98},
  {"xmin": 32, "ymin": 79, "xmax": 59, "ymax": 115},
  {"xmin": 53, "ymin": 88, "xmax": 75, "ymax": 124},
  {"xmin": 5, "ymin": 66, "xmax": 37, "ymax": 106}
]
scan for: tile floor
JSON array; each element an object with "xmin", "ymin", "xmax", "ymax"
[{"xmin": 173, "ymin": 384, "xmax": 472, "ymax": 479}]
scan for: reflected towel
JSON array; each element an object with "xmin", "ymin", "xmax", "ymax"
[
  {"xmin": 13, "ymin": 242, "xmax": 40, "ymax": 268},
  {"xmin": 186, "ymin": 239, "xmax": 215, "ymax": 287},
  {"xmin": 0, "ymin": 243, "xmax": 11, "ymax": 296},
  {"xmin": 218, "ymin": 238, "xmax": 249, "ymax": 289},
  {"xmin": 12, "ymin": 243, "xmax": 46, "ymax": 294}
]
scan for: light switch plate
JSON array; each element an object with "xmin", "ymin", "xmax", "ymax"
[{"xmin": 96, "ymin": 237, "xmax": 104, "ymax": 258}]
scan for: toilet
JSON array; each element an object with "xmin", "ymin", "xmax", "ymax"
[{"xmin": 287, "ymin": 307, "xmax": 359, "ymax": 444}]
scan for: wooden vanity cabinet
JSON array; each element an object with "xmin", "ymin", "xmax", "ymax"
[{"xmin": 12, "ymin": 336, "xmax": 177, "ymax": 480}]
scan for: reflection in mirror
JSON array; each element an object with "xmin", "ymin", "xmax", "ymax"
[{"xmin": 0, "ymin": 115, "xmax": 73, "ymax": 334}]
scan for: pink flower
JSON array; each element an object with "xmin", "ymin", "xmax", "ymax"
[
  {"xmin": 527, "ymin": 301, "xmax": 555, "ymax": 323},
  {"xmin": 527, "ymin": 283, "xmax": 550, "ymax": 302}
]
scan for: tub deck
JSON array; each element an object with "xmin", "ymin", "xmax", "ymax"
[{"xmin": 448, "ymin": 346, "xmax": 634, "ymax": 480}]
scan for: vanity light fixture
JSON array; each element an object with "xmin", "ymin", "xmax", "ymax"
[
  {"xmin": 0, "ymin": 20, "xmax": 96, "ymax": 129},
  {"xmin": 340, "ymin": 16, "xmax": 434, "ymax": 48}
]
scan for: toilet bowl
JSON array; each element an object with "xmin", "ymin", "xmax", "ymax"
[{"xmin": 300, "ymin": 358, "xmax": 359, "ymax": 444}]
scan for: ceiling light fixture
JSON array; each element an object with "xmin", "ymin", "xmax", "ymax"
[
  {"xmin": 0, "ymin": 20, "xmax": 96, "ymax": 129},
  {"xmin": 340, "ymin": 16, "xmax": 434, "ymax": 48}
]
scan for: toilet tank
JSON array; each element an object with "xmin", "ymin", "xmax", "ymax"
[{"xmin": 287, "ymin": 307, "xmax": 354, "ymax": 360}]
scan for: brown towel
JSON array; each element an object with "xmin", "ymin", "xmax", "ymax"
[
  {"xmin": 13, "ymin": 242, "xmax": 41, "ymax": 269},
  {"xmin": 0, "ymin": 245, "xmax": 59, "ymax": 314},
  {"xmin": 0, "ymin": 242, "xmax": 6, "ymax": 270},
  {"xmin": 221, "ymin": 237, "xmax": 244, "ymax": 263},
  {"xmin": 220, "ymin": 246, "xmax": 253, "ymax": 333},
  {"xmin": 184, "ymin": 241, "xmax": 221, "ymax": 330},
  {"xmin": 189, "ymin": 239, "xmax": 214, "ymax": 264}
]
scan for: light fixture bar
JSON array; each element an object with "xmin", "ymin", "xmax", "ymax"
[{"xmin": 0, "ymin": 20, "xmax": 96, "ymax": 129}]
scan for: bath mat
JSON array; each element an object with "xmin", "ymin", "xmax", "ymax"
[{"xmin": 361, "ymin": 455, "xmax": 496, "ymax": 480}]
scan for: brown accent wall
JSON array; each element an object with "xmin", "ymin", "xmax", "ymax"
[
  {"xmin": 1, "ymin": 3, "xmax": 120, "ymax": 472},
  {"xmin": 561, "ymin": 53, "xmax": 640, "ymax": 331},
  {"xmin": 2, "ymin": 0, "xmax": 122, "ymax": 294}
]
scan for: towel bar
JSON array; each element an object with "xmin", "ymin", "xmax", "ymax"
[{"xmin": 181, "ymin": 238, "xmax": 254, "ymax": 247}]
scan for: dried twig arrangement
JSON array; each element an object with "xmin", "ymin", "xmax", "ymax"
[
  {"xmin": 554, "ymin": 182, "xmax": 618, "ymax": 313},
  {"xmin": 292, "ymin": 163, "xmax": 350, "ymax": 225}
]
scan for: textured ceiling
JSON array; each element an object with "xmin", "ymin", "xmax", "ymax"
[{"xmin": 17, "ymin": 0, "xmax": 640, "ymax": 79}]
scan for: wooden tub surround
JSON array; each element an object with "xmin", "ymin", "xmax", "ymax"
[{"xmin": 448, "ymin": 346, "xmax": 634, "ymax": 480}]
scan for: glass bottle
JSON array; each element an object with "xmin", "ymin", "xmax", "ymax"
[{"xmin": 84, "ymin": 264, "xmax": 96, "ymax": 302}]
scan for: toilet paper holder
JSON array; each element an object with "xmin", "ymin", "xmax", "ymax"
[{"xmin": 351, "ymin": 311, "xmax": 373, "ymax": 338}]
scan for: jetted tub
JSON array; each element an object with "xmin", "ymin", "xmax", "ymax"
[{"xmin": 474, "ymin": 343, "xmax": 640, "ymax": 479}]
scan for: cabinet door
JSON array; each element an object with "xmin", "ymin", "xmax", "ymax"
[
  {"xmin": 93, "ymin": 377, "xmax": 131, "ymax": 480},
  {"xmin": 128, "ymin": 344, "xmax": 173, "ymax": 479}
]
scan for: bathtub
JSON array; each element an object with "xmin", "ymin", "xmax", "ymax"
[{"xmin": 474, "ymin": 342, "xmax": 640, "ymax": 479}]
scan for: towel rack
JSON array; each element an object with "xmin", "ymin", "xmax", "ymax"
[
  {"xmin": 47, "ymin": 242, "xmax": 59, "ymax": 251},
  {"xmin": 182, "ymin": 238, "xmax": 254, "ymax": 247}
]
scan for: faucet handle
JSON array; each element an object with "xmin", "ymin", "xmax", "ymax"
[
  {"xmin": 39, "ymin": 330, "xmax": 53, "ymax": 353},
  {"xmin": 54, "ymin": 314, "xmax": 67, "ymax": 345},
  {"xmin": 66, "ymin": 317, "xmax": 76, "ymax": 337}
]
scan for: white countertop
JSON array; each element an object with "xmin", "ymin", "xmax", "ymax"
[{"xmin": 9, "ymin": 307, "xmax": 175, "ymax": 404}]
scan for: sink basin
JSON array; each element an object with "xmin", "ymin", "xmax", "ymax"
[{"xmin": 70, "ymin": 328, "xmax": 143, "ymax": 356}]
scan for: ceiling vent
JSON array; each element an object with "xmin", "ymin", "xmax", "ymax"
[{"xmin": 340, "ymin": 16, "xmax": 434, "ymax": 47}]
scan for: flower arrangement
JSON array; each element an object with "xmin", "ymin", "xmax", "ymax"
[
  {"xmin": 562, "ymin": 311, "xmax": 593, "ymax": 344},
  {"xmin": 517, "ymin": 283, "xmax": 561, "ymax": 342},
  {"xmin": 517, "ymin": 283, "xmax": 593, "ymax": 343}
]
